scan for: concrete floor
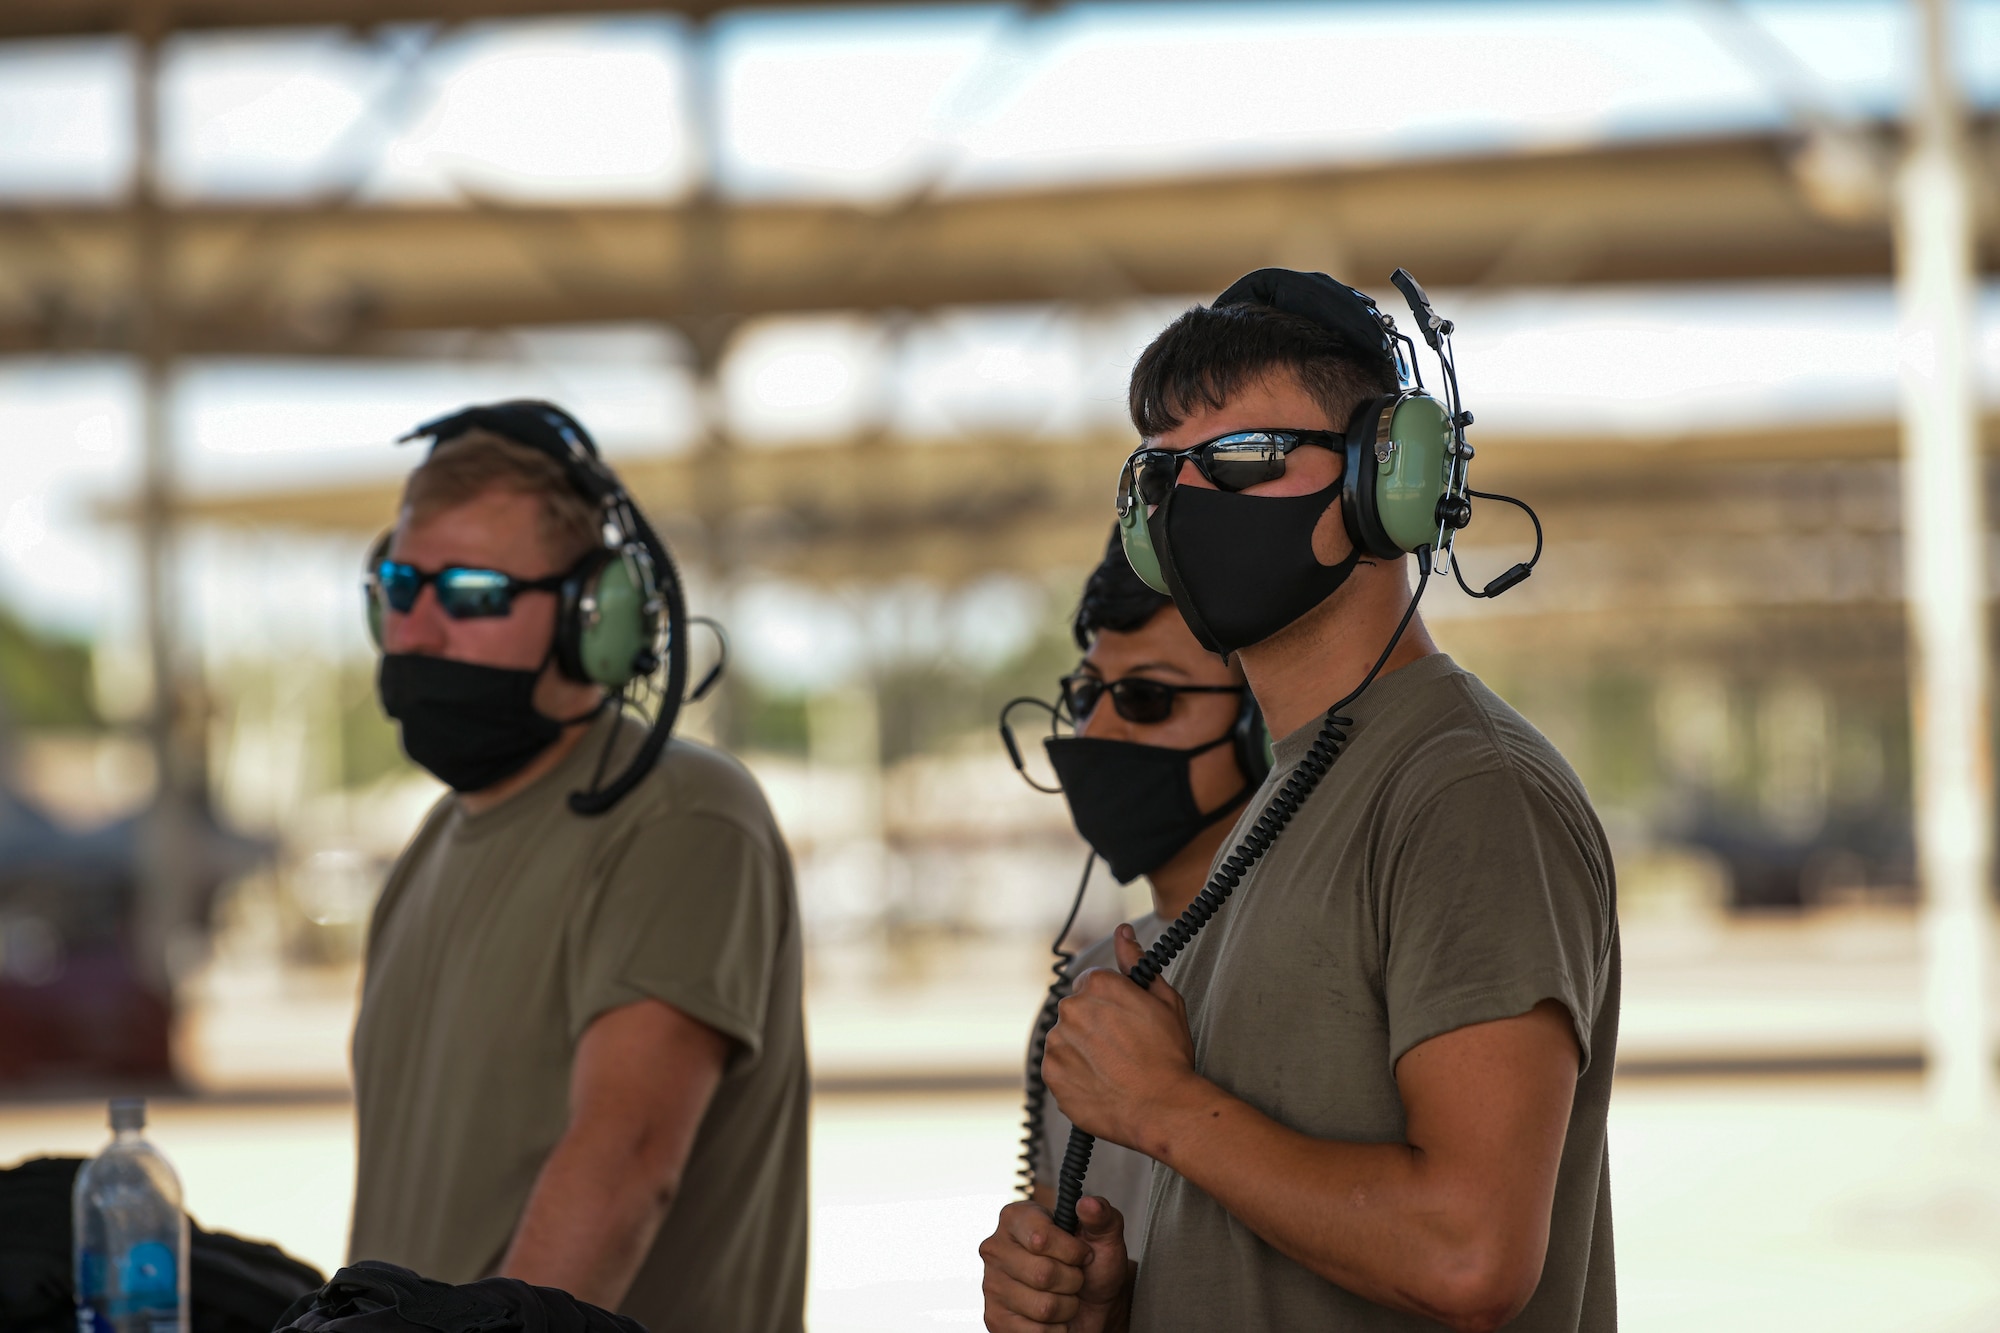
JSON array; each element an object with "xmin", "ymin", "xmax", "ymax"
[
  {"xmin": 7, "ymin": 1076, "xmax": 2000, "ymax": 1332},
  {"xmin": 173, "ymin": 907, "xmax": 2000, "ymax": 1095}
]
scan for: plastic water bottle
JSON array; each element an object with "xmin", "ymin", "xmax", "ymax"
[{"xmin": 73, "ymin": 1098, "xmax": 189, "ymax": 1333}]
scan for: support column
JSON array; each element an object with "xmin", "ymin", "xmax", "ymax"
[
  {"xmin": 129, "ymin": 7, "xmax": 214, "ymax": 1014},
  {"xmin": 1897, "ymin": 0, "xmax": 1994, "ymax": 1121},
  {"xmin": 677, "ymin": 16, "xmax": 741, "ymax": 748}
]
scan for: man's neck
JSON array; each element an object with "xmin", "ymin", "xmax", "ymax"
[
  {"xmin": 1237, "ymin": 565, "xmax": 1439, "ymax": 740},
  {"xmin": 1147, "ymin": 815, "xmax": 1236, "ymax": 922},
  {"xmin": 458, "ymin": 720, "xmax": 595, "ymax": 817}
]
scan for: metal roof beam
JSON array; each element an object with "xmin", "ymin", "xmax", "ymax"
[
  {"xmin": 0, "ymin": 132, "xmax": 1920, "ymax": 357},
  {"xmin": 0, "ymin": 1, "xmax": 921, "ymax": 40}
]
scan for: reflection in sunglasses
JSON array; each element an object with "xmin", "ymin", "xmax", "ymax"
[{"xmin": 375, "ymin": 561, "xmax": 567, "ymax": 621}]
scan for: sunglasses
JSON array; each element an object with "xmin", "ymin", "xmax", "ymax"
[
  {"xmin": 1116, "ymin": 429, "xmax": 1347, "ymax": 516},
  {"xmin": 374, "ymin": 560, "xmax": 567, "ymax": 620},
  {"xmin": 1060, "ymin": 672, "xmax": 1245, "ymax": 725}
]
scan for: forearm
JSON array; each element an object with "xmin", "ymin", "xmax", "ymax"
[
  {"xmin": 499, "ymin": 1129, "xmax": 674, "ymax": 1309},
  {"xmin": 1144, "ymin": 1078, "xmax": 1530, "ymax": 1331}
]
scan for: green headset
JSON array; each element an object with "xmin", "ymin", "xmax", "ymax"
[
  {"xmin": 364, "ymin": 399, "xmax": 715, "ymax": 815},
  {"xmin": 1118, "ymin": 268, "xmax": 1537, "ymax": 603}
]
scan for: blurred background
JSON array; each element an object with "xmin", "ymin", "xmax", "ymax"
[{"xmin": 1, "ymin": 0, "xmax": 1999, "ymax": 1329}]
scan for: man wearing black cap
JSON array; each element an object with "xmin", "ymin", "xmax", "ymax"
[
  {"xmin": 348, "ymin": 406, "xmax": 807, "ymax": 1333},
  {"xmin": 978, "ymin": 276, "xmax": 1618, "ymax": 1333}
]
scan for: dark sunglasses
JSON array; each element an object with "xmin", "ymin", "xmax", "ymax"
[
  {"xmin": 374, "ymin": 560, "xmax": 566, "ymax": 620},
  {"xmin": 1116, "ymin": 429, "xmax": 1347, "ymax": 516},
  {"xmin": 1060, "ymin": 672, "xmax": 1245, "ymax": 725}
]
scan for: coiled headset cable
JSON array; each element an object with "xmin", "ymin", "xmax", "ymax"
[
  {"xmin": 1018, "ymin": 850, "xmax": 1097, "ymax": 1198},
  {"xmin": 1050, "ymin": 552, "xmax": 1434, "ymax": 1235}
]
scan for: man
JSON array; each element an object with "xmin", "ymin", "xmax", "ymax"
[
  {"xmin": 979, "ymin": 273, "xmax": 1618, "ymax": 1333},
  {"xmin": 348, "ymin": 403, "xmax": 807, "ymax": 1333},
  {"xmin": 1019, "ymin": 530, "xmax": 1264, "ymax": 1253}
]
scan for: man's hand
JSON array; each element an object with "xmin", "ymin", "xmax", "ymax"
[
  {"xmin": 980, "ymin": 1196, "xmax": 1132, "ymax": 1333},
  {"xmin": 1040, "ymin": 924, "xmax": 1201, "ymax": 1157}
]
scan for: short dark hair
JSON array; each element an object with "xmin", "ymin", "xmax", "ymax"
[
  {"xmin": 1072, "ymin": 525, "xmax": 1172, "ymax": 650},
  {"xmin": 1128, "ymin": 301, "xmax": 1399, "ymax": 438}
]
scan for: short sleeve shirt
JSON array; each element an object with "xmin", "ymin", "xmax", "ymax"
[
  {"xmin": 1131, "ymin": 654, "xmax": 1620, "ymax": 1332},
  {"xmin": 350, "ymin": 713, "xmax": 808, "ymax": 1333}
]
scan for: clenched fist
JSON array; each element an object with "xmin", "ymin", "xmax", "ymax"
[
  {"xmin": 979, "ymin": 1195, "xmax": 1132, "ymax": 1332},
  {"xmin": 1041, "ymin": 923, "xmax": 1199, "ymax": 1156}
]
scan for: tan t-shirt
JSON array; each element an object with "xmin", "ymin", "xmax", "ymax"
[
  {"xmin": 1131, "ymin": 653, "xmax": 1619, "ymax": 1332},
  {"xmin": 349, "ymin": 713, "xmax": 808, "ymax": 1333},
  {"xmin": 1026, "ymin": 912, "xmax": 1165, "ymax": 1255}
]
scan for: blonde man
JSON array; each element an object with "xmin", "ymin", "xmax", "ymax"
[{"xmin": 349, "ymin": 402, "xmax": 806, "ymax": 1333}]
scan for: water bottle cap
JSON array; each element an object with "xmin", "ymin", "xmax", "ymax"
[{"xmin": 108, "ymin": 1097, "xmax": 146, "ymax": 1132}]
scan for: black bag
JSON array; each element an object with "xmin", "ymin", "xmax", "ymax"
[
  {"xmin": 276, "ymin": 1260, "xmax": 648, "ymax": 1333},
  {"xmin": 0, "ymin": 1155, "xmax": 324, "ymax": 1333}
]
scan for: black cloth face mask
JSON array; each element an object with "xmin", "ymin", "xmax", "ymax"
[
  {"xmin": 1044, "ymin": 732, "xmax": 1248, "ymax": 884},
  {"xmin": 378, "ymin": 653, "xmax": 567, "ymax": 794},
  {"xmin": 1150, "ymin": 479, "xmax": 1362, "ymax": 656}
]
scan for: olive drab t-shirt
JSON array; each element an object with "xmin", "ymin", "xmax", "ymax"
[
  {"xmin": 349, "ymin": 713, "xmax": 809, "ymax": 1333},
  {"xmin": 1130, "ymin": 654, "xmax": 1620, "ymax": 1333}
]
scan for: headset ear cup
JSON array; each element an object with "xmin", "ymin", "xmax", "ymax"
[
  {"xmin": 1118, "ymin": 499, "xmax": 1169, "ymax": 595},
  {"xmin": 1341, "ymin": 396, "xmax": 1404, "ymax": 561},
  {"xmin": 554, "ymin": 550, "xmax": 608, "ymax": 684},
  {"xmin": 1372, "ymin": 392, "xmax": 1455, "ymax": 554},
  {"xmin": 1232, "ymin": 692, "xmax": 1272, "ymax": 789},
  {"xmin": 362, "ymin": 531, "xmax": 392, "ymax": 650},
  {"xmin": 565, "ymin": 547, "xmax": 655, "ymax": 688}
]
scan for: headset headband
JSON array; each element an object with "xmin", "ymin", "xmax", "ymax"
[
  {"xmin": 1212, "ymin": 268, "xmax": 1397, "ymax": 373},
  {"xmin": 399, "ymin": 399, "xmax": 620, "ymax": 504}
]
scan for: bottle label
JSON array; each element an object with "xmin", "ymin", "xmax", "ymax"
[
  {"xmin": 77, "ymin": 1248, "xmax": 106, "ymax": 1298},
  {"xmin": 118, "ymin": 1242, "xmax": 176, "ymax": 1297}
]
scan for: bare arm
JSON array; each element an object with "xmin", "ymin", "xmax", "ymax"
[
  {"xmin": 499, "ymin": 997, "xmax": 731, "ymax": 1308},
  {"xmin": 1043, "ymin": 924, "xmax": 1579, "ymax": 1333}
]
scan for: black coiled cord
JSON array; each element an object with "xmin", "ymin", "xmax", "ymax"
[
  {"xmin": 1050, "ymin": 556, "xmax": 1432, "ymax": 1235},
  {"xmin": 1451, "ymin": 489, "xmax": 1542, "ymax": 601},
  {"xmin": 1018, "ymin": 852, "xmax": 1096, "ymax": 1197}
]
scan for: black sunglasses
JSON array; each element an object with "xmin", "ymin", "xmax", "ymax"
[
  {"xmin": 374, "ymin": 560, "xmax": 567, "ymax": 620},
  {"xmin": 1116, "ymin": 429, "xmax": 1347, "ymax": 516},
  {"xmin": 1060, "ymin": 672, "xmax": 1245, "ymax": 725}
]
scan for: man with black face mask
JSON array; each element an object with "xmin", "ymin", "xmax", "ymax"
[
  {"xmin": 349, "ymin": 411, "xmax": 808, "ymax": 1333},
  {"xmin": 979, "ymin": 273, "xmax": 1618, "ymax": 1333},
  {"xmin": 1013, "ymin": 530, "xmax": 1260, "ymax": 1253}
]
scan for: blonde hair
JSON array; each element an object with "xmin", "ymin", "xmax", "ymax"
[{"xmin": 399, "ymin": 428, "xmax": 601, "ymax": 567}]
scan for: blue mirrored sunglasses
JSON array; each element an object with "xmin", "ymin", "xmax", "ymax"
[{"xmin": 374, "ymin": 560, "xmax": 566, "ymax": 620}]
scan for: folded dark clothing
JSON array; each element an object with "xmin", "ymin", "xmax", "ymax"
[
  {"xmin": 0, "ymin": 1155, "xmax": 325, "ymax": 1333},
  {"xmin": 277, "ymin": 1261, "xmax": 649, "ymax": 1333}
]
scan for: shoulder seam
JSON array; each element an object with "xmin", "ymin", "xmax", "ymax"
[{"xmin": 1440, "ymin": 669, "xmax": 1528, "ymax": 783}]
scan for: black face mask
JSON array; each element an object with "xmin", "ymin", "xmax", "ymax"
[
  {"xmin": 1044, "ymin": 733, "xmax": 1249, "ymax": 884},
  {"xmin": 1151, "ymin": 480, "xmax": 1362, "ymax": 656},
  {"xmin": 378, "ymin": 653, "xmax": 566, "ymax": 794}
]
